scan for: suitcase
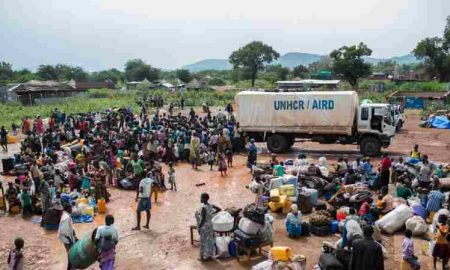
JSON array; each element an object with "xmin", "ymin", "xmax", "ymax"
[
  {"xmin": 2, "ymin": 158, "xmax": 14, "ymax": 174},
  {"xmin": 319, "ymin": 253, "xmax": 343, "ymax": 270},
  {"xmin": 270, "ymin": 189, "xmax": 281, "ymax": 202},
  {"xmin": 238, "ymin": 217, "xmax": 263, "ymax": 235},
  {"xmin": 234, "ymin": 229, "xmax": 262, "ymax": 248},
  {"xmin": 311, "ymin": 225, "xmax": 331, "ymax": 236},
  {"xmin": 301, "ymin": 222, "xmax": 311, "ymax": 236},
  {"xmin": 280, "ymin": 184, "xmax": 295, "ymax": 196},
  {"xmin": 298, "ymin": 193, "xmax": 313, "ymax": 214}
]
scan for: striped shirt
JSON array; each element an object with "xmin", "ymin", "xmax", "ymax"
[{"xmin": 426, "ymin": 191, "xmax": 444, "ymax": 213}]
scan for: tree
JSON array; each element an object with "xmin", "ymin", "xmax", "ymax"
[
  {"xmin": 413, "ymin": 17, "xmax": 450, "ymax": 82},
  {"xmin": 176, "ymin": 69, "xmax": 192, "ymax": 83},
  {"xmin": 125, "ymin": 59, "xmax": 160, "ymax": 82},
  {"xmin": 292, "ymin": 65, "xmax": 309, "ymax": 78},
  {"xmin": 37, "ymin": 65, "xmax": 58, "ymax": 80},
  {"xmin": 330, "ymin": 42, "xmax": 372, "ymax": 88},
  {"xmin": 263, "ymin": 64, "xmax": 289, "ymax": 82},
  {"xmin": 90, "ymin": 68, "xmax": 124, "ymax": 83},
  {"xmin": 373, "ymin": 60, "xmax": 396, "ymax": 74},
  {"xmin": 0, "ymin": 61, "xmax": 13, "ymax": 81},
  {"xmin": 308, "ymin": 56, "xmax": 333, "ymax": 74},
  {"xmin": 229, "ymin": 41, "xmax": 280, "ymax": 86}
]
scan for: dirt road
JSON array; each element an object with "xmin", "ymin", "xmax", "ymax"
[{"xmin": 0, "ymin": 113, "xmax": 448, "ymax": 270}]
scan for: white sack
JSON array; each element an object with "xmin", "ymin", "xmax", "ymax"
[
  {"xmin": 212, "ymin": 211, "xmax": 234, "ymax": 232},
  {"xmin": 405, "ymin": 216, "xmax": 428, "ymax": 236},
  {"xmin": 375, "ymin": 204, "xmax": 413, "ymax": 234},
  {"xmin": 215, "ymin": 236, "xmax": 231, "ymax": 258},
  {"xmin": 239, "ymin": 217, "xmax": 263, "ymax": 235}
]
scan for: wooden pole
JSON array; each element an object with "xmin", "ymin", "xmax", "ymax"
[{"xmin": 0, "ymin": 182, "xmax": 6, "ymax": 212}]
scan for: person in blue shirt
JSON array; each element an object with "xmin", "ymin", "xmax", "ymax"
[{"xmin": 361, "ymin": 158, "xmax": 373, "ymax": 174}]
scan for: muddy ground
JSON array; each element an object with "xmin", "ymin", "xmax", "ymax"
[{"xmin": 0, "ymin": 112, "xmax": 449, "ymax": 270}]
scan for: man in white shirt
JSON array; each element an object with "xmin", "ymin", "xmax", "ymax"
[
  {"xmin": 58, "ymin": 204, "xmax": 76, "ymax": 270},
  {"xmin": 132, "ymin": 175, "xmax": 153, "ymax": 230}
]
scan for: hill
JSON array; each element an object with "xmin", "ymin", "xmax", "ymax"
[
  {"xmin": 183, "ymin": 53, "xmax": 419, "ymax": 71},
  {"xmin": 182, "ymin": 59, "xmax": 231, "ymax": 72}
]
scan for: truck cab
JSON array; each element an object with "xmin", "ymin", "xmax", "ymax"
[{"xmin": 357, "ymin": 103, "xmax": 396, "ymax": 156}]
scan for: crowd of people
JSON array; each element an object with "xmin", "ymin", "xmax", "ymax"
[
  {"xmin": 2, "ymin": 100, "xmax": 244, "ymax": 269},
  {"xmin": 1, "ymin": 100, "xmax": 449, "ymax": 270}
]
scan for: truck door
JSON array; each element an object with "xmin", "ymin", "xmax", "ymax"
[
  {"xmin": 371, "ymin": 107, "xmax": 383, "ymax": 133},
  {"xmin": 358, "ymin": 107, "xmax": 370, "ymax": 131}
]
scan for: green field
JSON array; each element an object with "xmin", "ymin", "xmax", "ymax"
[{"xmin": 0, "ymin": 89, "xmax": 238, "ymax": 128}]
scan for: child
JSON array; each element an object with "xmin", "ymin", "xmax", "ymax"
[
  {"xmin": 218, "ymin": 152, "xmax": 227, "ymax": 176},
  {"xmin": 168, "ymin": 162, "xmax": 177, "ymax": 191},
  {"xmin": 403, "ymin": 229, "xmax": 420, "ymax": 270},
  {"xmin": 207, "ymin": 149, "xmax": 216, "ymax": 171},
  {"xmin": 8, "ymin": 237, "xmax": 24, "ymax": 270},
  {"xmin": 157, "ymin": 167, "xmax": 167, "ymax": 191},
  {"xmin": 433, "ymin": 214, "xmax": 449, "ymax": 270},
  {"xmin": 226, "ymin": 148, "xmax": 233, "ymax": 168},
  {"xmin": 19, "ymin": 188, "xmax": 32, "ymax": 218}
]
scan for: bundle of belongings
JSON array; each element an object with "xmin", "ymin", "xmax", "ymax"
[
  {"xmin": 328, "ymin": 183, "xmax": 372, "ymax": 209},
  {"xmin": 268, "ymin": 175, "xmax": 299, "ymax": 213},
  {"xmin": 252, "ymin": 246, "xmax": 307, "ymax": 270},
  {"xmin": 233, "ymin": 203, "xmax": 274, "ymax": 252},
  {"xmin": 309, "ymin": 210, "xmax": 332, "ymax": 236}
]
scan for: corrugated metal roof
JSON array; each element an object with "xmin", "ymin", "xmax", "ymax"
[
  {"xmin": 276, "ymin": 79, "xmax": 340, "ymax": 85},
  {"xmin": 390, "ymin": 90, "xmax": 449, "ymax": 98}
]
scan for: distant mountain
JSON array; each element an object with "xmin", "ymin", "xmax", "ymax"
[
  {"xmin": 182, "ymin": 59, "xmax": 231, "ymax": 72},
  {"xmin": 274, "ymin": 52, "xmax": 322, "ymax": 68},
  {"xmin": 182, "ymin": 53, "xmax": 419, "ymax": 71},
  {"xmin": 364, "ymin": 54, "xmax": 418, "ymax": 65}
]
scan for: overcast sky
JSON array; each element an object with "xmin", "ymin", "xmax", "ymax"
[{"xmin": 0, "ymin": 0, "xmax": 448, "ymax": 71}]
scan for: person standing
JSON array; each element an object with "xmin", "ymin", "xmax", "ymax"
[
  {"xmin": 95, "ymin": 215, "xmax": 119, "ymax": 270},
  {"xmin": 36, "ymin": 116, "xmax": 44, "ymax": 134},
  {"xmin": 247, "ymin": 139, "xmax": 257, "ymax": 172},
  {"xmin": 39, "ymin": 180, "xmax": 52, "ymax": 225},
  {"xmin": 418, "ymin": 155, "xmax": 435, "ymax": 189},
  {"xmin": 432, "ymin": 214, "xmax": 449, "ymax": 270},
  {"xmin": 350, "ymin": 225, "xmax": 384, "ymax": 270},
  {"xmin": 132, "ymin": 175, "xmax": 153, "ymax": 230},
  {"xmin": 168, "ymin": 162, "xmax": 177, "ymax": 191},
  {"xmin": 130, "ymin": 155, "xmax": 145, "ymax": 187},
  {"xmin": 218, "ymin": 152, "xmax": 227, "ymax": 177},
  {"xmin": 426, "ymin": 187, "xmax": 445, "ymax": 217},
  {"xmin": 21, "ymin": 117, "xmax": 30, "ymax": 135},
  {"xmin": 7, "ymin": 237, "xmax": 25, "ymax": 270},
  {"xmin": 58, "ymin": 204, "xmax": 77, "ymax": 270},
  {"xmin": 0, "ymin": 126, "xmax": 8, "ymax": 152},
  {"xmin": 402, "ymin": 229, "xmax": 420, "ymax": 270},
  {"xmin": 195, "ymin": 193, "xmax": 221, "ymax": 261},
  {"xmin": 379, "ymin": 153, "xmax": 391, "ymax": 191}
]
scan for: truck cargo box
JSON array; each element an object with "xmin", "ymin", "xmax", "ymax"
[{"xmin": 236, "ymin": 91, "xmax": 358, "ymax": 135}]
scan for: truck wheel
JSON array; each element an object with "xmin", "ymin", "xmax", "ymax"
[
  {"xmin": 360, "ymin": 137, "xmax": 381, "ymax": 157},
  {"xmin": 267, "ymin": 134, "xmax": 289, "ymax": 153}
]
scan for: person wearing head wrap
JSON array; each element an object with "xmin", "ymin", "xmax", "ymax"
[
  {"xmin": 285, "ymin": 204, "xmax": 302, "ymax": 237},
  {"xmin": 195, "ymin": 193, "xmax": 221, "ymax": 261}
]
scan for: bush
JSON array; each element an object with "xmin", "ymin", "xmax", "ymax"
[{"xmin": 87, "ymin": 88, "xmax": 113, "ymax": 98}]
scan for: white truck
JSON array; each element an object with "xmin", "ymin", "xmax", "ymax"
[{"xmin": 236, "ymin": 91, "xmax": 396, "ymax": 156}]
